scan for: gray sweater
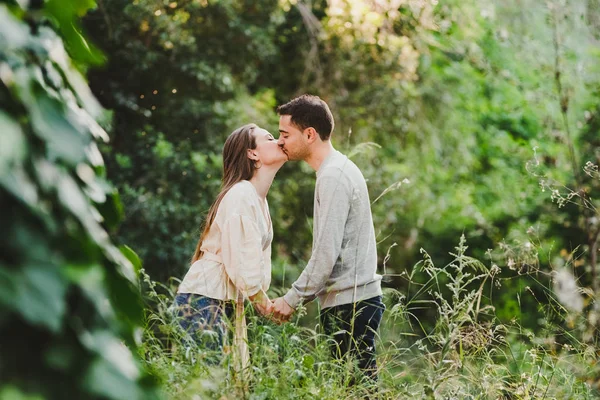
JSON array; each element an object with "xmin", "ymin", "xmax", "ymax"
[{"xmin": 283, "ymin": 150, "xmax": 382, "ymax": 309}]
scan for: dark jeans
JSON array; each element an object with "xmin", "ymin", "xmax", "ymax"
[
  {"xmin": 320, "ymin": 295, "xmax": 385, "ymax": 382},
  {"xmin": 173, "ymin": 293, "xmax": 234, "ymax": 358}
]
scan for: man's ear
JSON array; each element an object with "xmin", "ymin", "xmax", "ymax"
[
  {"xmin": 305, "ymin": 127, "xmax": 319, "ymax": 144},
  {"xmin": 247, "ymin": 148, "xmax": 259, "ymax": 161}
]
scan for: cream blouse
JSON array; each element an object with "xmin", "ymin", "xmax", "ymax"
[{"xmin": 178, "ymin": 180, "xmax": 272, "ymax": 301}]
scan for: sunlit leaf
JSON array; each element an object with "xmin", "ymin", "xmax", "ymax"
[
  {"xmin": 79, "ymin": 330, "xmax": 141, "ymax": 380},
  {"xmin": 0, "ymin": 112, "xmax": 26, "ymax": 176},
  {"xmin": 119, "ymin": 245, "xmax": 142, "ymax": 274},
  {"xmin": 39, "ymin": 26, "xmax": 106, "ymax": 121},
  {"xmin": 84, "ymin": 358, "xmax": 143, "ymax": 400},
  {"xmin": 44, "ymin": 0, "xmax": 105, "ymax": 65},
  {"xmin": 0, "ymin": 385, "xmax": 44, "ymax": 400},
  {"xmin": 0, "ymin": 6, "xmax": 29, "ymax": 51},
  {"xmin": 0, "ymin": 166, "xmax": 39, "ymax": 209}
]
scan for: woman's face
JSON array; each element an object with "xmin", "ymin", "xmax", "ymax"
[{"xmin": 251, "ymin": 127, "xmax": 288, "ymax": 167}]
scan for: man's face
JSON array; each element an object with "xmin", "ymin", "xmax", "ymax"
[{"xmin": 278, "ymin": 115, "xmax": 310, "ymax": 161}]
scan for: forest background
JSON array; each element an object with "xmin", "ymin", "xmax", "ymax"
[{"xmin": 2, "ymin": 0, "xmax": 600, "ymax": 398}]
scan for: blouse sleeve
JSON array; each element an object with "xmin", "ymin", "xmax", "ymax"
[{"xmin": 220, "ymin": 213, "xmax": 265, "ymax": 298}]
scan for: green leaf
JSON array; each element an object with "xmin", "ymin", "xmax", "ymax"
[
  {"xmin": 84, "ymin": 357, "xmax": 143, "ymax": 400},
  {"xmin": 44, "ymin": 0, "xmax": 105, "ymax": 65},
  {"xmin": 3, "ymin": 220, "xmax": 55, "ymax": 263},
  {"xmin": 0, "ymin": 6, "xmax": 30, "ymax": 51},
  {"xmin": 0, "ymin": 115, "xmax": 27, "ymax": 198},
  {"xmin": 16, "ymin": 263, "xmax": 68, "ymax": 332},
  {"xmin": 79, "ymin": 330, "xmax": 141, "ymax": 380},
  {"xmin": 0, "ymin": 166, "xmax": 39, "ymax": 210},
  {"xmin": 0, "ymin": 385, "xmax": 44, "ymax": 400},
  {"xmin": 106, "ymin": 268, "xmax": 143, "ymax": 326},
  {"xmin": 95, "ymin": 189, "xmax": 124, "ymax": 230},
  {"xmin": 44, "ymin": 341, "xmax": 77, "ymax": 371},
  {"xmin": 302, "ymin": 354, "xmax": 315, "ymax": 369},
  {"xmin": 56, "ymin": 172, "xmax": 109, "ymax": 246},
  {"xmin": 0, "ymin": 266, "xmax": 17, "ymax": 309},
  {"xmin": 19, "ymin": 81, "xmax": 90, "ymax": 165},
  {"xmin": 119, "ymin": 245, "xmax": 142, "ymax": 274},
  {"xmin": 38, "ymin": 26, "xmax": 107, "ymax": 124},
  {"xmin": 63, "ymin": 263, "xmax": 114, "ymax": 320}
]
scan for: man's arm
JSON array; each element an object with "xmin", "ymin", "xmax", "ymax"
[{"xmin": 282, "ymin": 171, "xmax": 352, "ymax": 309}]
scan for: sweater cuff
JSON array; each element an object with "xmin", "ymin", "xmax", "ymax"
[{"xmin": 283, "ymin": 289, "xmax": 302, "ymax": 310}]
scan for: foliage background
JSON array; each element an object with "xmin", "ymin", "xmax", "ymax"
[
  {"xmin": 83, "ymin": 0, "xmax": 600, "ymax": 331},
  {"xmin": 2, "ymin": 0, "xmax": 600, "ymax": 397}
]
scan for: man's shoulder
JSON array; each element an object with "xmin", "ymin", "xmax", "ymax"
[
  {"xmin": 318, "ymin": 164, "xmax": 350, "ymax": 183},
  {"xmin": 320, "ymin": 153, "xmax": 364, "ymax": 181}
]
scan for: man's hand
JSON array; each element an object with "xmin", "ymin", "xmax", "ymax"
[{"xmin": 272, "ymin": 297, "xmax": 294, "ymax": 323}]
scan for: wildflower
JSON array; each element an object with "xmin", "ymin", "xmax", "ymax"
[
  {"xmin": 490, "ymin": 264, "xmax": 500, "ymax": 276},
  {"xmin": 507, "ymin": 258, "xmax": 516, "ymax": 270}
]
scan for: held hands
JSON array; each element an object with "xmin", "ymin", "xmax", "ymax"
[
  {"xmin": 254, "ymin": 298, "xmax": 274, "ymax": 316},
  {"xmin": 250, "ymin": 290, "xmax": 295, "ymax": 324},
  {"xmin": 251, "ymin": 290, "xmax": 274, "ymax": 317},
  {"xmin": 271, "ymin": 297, "xmax": 294, "ymax": 323}
]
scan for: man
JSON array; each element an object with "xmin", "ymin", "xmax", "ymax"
[{"xmin": 272, "ymin": 94, "xmax": 384, "ymax": 381}]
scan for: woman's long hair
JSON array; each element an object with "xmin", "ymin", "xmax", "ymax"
[{"xmin": 191, "ymin": 124, "xmax": 258, "ymax": 263}]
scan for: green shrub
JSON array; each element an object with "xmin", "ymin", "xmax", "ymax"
[{"xmin": 0, "ymin": 1, "xmax": 159, "ymax": 398}]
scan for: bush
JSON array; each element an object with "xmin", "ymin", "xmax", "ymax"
[{"xmin": 0, "ymin": 1, "xmax": 159, "ymax": 398}]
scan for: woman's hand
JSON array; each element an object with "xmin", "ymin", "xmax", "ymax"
[
  {"xmin": 254, "ymin": 299, "xmax": 274, "ymax": 316},
  {"xmin": 249, "ymin": 290, "xmax": 274, "ymax": 317}
]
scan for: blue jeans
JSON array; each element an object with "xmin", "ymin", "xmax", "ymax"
[
  {"xmin": 320, "ymin": 295, "xmax": 385, "ymax": 382},
  {"xmin": 174, "ymin": 293, "xmax": 233, "ymax": 356}
]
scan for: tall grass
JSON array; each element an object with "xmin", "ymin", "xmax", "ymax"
[{"xmin": 138, "ymin": 236, "xmax": 599, "ymax": 399}]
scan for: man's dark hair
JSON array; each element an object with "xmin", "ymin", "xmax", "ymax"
[{"xmin": 277, "ymin": 94, "xmax": 334, "ymax": 140}]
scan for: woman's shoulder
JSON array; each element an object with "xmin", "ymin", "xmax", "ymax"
[
  {"xmin": 225, "ymin": 180, "xmax": 255, "ymax": 199},
  {"xmin": 219, "ymin": 181, "xmax": 258, "ymax": 213}
]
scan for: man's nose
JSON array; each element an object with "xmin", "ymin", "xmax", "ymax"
[{"xmin": 277, "ymin": 138, "xmax": 284, "ymax": 146}]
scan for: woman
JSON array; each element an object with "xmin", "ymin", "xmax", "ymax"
[{"xmin": 175, "ymin": 123, "xmax": 287, "ymax": 368}]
